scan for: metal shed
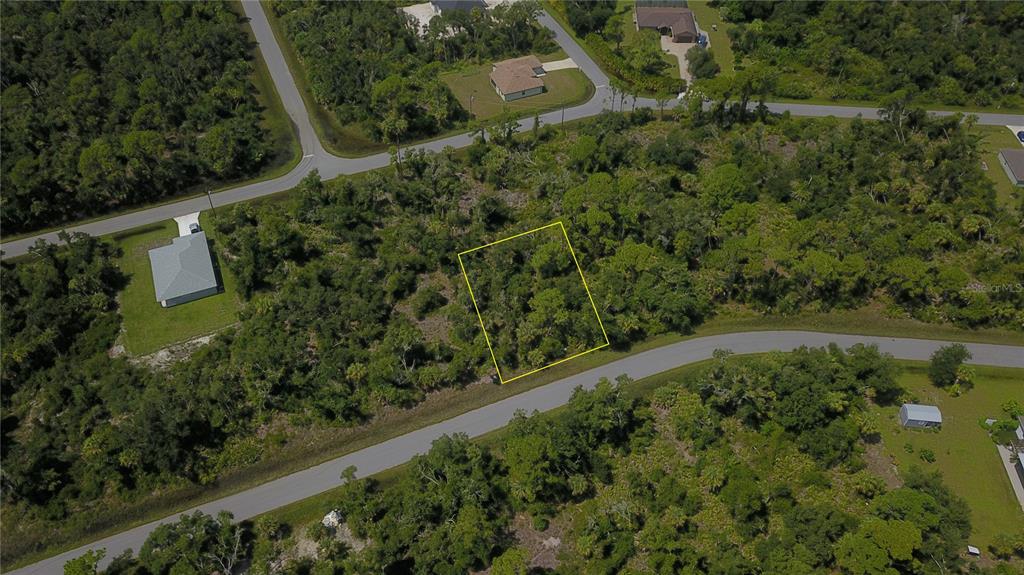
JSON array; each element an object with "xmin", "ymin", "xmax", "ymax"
[{"xmin": 899, "ymin": 403, "xmax": 942, "ymax": 428}]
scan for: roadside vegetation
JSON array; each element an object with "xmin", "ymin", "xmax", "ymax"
[
  {"xmin": 712, "ymin": 0, "xmax": 1024, "ymax": 110},
  {"xmin": 265, "ymin": 0, "xmax": 570, "ymax": 156},
  {"xmin": 0, "ymin": 1, "xmax": 297, "ymax": 236},
  {"xmin": 4, "ymin": 99, "xmax": 1024, "ymax": 567},
  {"xmin": 66, "ymin": 349, "xmax": 1024, "ymax": 573}
]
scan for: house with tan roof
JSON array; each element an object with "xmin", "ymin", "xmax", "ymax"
[{"xmin": 489, "ymin": 55, "xmax": 546, "ymax": 101}]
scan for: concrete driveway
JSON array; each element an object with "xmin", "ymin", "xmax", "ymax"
[
  {"xmin": 172, "ymin": 212, "xmax": 200, "ymax": 237},
  {"xmin": 542, "ymin": 57, "xmax": 578, "ymax": 72},
  {"xmin": 1007, "ymin": 125, "xmax": 1024, "ymax": 146},
  {"xmin": 661, "ymin": 36, "xmax": 694, "ymax": 83}
]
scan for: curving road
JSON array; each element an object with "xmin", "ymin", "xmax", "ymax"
[
  {"xmin": 6, "ymin": 6, "xmax": 1024, "ymax": 572},
  {"xmin": 10, "ymin": 331, "xmax": 1024, "ymax": 573},
  {"xmin": 2, "ymin": 2, "xmax": 1023, "ymax": 259}
]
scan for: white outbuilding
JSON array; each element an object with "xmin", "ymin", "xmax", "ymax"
[{"xmin": 899, "ymin": 404, "xmax": 942, "ymax": 429}]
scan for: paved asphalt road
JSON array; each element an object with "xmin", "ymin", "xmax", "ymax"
[
  {"xmin": 2, "ymin": 2, "xmax": 1022, "ymax": 259},
  {"xmin": 11, "ymin": 331, "xmax": 1024, "ymax": 574}
]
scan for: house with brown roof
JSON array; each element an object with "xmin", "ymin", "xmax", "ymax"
[
  {"xmin": 490, "ymin": 55, "xmax": 546, "ymax": 101},
  {"xmin": 635, "ymin": 5, "xmax": 698, "ymax": 43}
]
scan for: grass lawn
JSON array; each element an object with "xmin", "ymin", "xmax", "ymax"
[
  {"xmin": 114, "ymin": 214, "xmax": 241, "ymax": 356},
  {"xmin": 442, "ymin": 62, "xmax": 593, "ymax": 121},
  {"xmin": 975, "ymin": 125, "xmax": 1023, "ymax": 208},
  {"xmin": 617, "ymin": 0, "xmax": 680, "ymax": 79},
  {"xmin": 262, "ymin": 1, "xmax": 591, "ymax": 157},
  {"xmin": 874, "ymin": 363, "xmax": 1024, "ymax": 549},
  {"xmin": 686, "ymin": 0, "xmax": 735, "ymax": 74}
]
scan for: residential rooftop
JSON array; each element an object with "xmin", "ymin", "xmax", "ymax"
[
  {"xmin": 149, "ymin": 232, "xmax": 217, "ymax": 303},
  {"xmin": 490, "ymin": 55, "xmax": 545, "ymax": 95}
]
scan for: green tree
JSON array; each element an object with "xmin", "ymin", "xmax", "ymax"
[
  {"xmin": 63, "ymin": 550, "xmax": 104, "ymax": 575},
  {"xmin": 491, "ymin": 547, "xmax": 530, "ymax": 575},
  {"xmin": 928, "ymin": 344, "xmax": 972, "ymax": 388}
]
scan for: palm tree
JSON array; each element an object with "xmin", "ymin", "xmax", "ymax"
[{"xmin": 380, "ymin": 109, "xmax": 408, "ymax": 169}]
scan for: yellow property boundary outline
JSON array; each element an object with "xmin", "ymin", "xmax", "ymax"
[{"xmin": 457, "ymin": 221, "xmax": 610, "ymax": 384}]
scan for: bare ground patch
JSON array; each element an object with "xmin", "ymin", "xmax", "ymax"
[
  {"xmin": 863, "ymin": 441, "xmax": 903, "ymax": 490},
  {"xmin": 473, "ymin": 513, "xmax": 565, "ymax": 574},
  {"xmin": 129, "ymin": 326, "xmax": 235, "ymax": 370}
]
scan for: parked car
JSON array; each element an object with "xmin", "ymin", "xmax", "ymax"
[
  {"xmin": 189, "ymin": 222, "xmax": 201, "ymax": 234},
  {"xmin": 1017, "ymin": 130, "xmax": 1024, "ymax": 143}
]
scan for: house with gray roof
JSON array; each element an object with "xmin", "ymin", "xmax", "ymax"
[
  {"xmin": 148, "ymin": 232, "xmax": 219, "ymax": 307},
  {"xmin": 998, "ymin": 149, "xmax": 1024, "ymax": 187},
  {"xmin": 899, "ymin": 403, "xmax": 942, "ymax": 429}
]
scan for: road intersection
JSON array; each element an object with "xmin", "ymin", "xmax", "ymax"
[
  {"xmin": 2, "ymin": 2, "xmax": 1022, "ymax": 259},
  {"xmin": 7, "ymin": 5, "xmax": 1024, "ymax": 572}
]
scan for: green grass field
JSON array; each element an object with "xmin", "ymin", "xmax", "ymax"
[
  {"xmin": 442, "ymin": 62, "xmax": 593, "ymax": 121},
  {"xmin": 114, "ymin": 214, "xmax": 241, "ymax": 356},
  {"xmin": 976, "ymin": 125, "xmax": 1023, "ymax": 208},
  {"xmin": 686, "ymin": 0, "xmax": 735, "ymax": 74},
  {"xmin": 874, "ymin": 363, "xmax": 1024, "ymax": 548}
]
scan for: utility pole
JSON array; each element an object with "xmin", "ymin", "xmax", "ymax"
[
  {"xmin": 206, "ymin": 189, "xmax": 216, "ymax": 215},
  {"xmin": 561, "ymin": 103, "xmax": 565, "ymax": 127},
  {"xmin": 470, "ymin": 93, "xmax": 475, "ymax": 117}
]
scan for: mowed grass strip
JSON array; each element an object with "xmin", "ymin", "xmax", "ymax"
[
  {"xmin": 874, "ymin": 363, "xmax": 1024, "ymax": 548},
  {"xmin": 115, "ymin": 215, "xmax": 241, "ymax": 356},
  {"xmin": 975, "ymin": 125, "xmax": 1023, "ymax": 208},
  {"xmin": 442, "ymin": 62, "xmax": 593, "ymax": 121},
  {"xmin": 686, "ymin": 0, "xmax": 735, "ymax": 74}
]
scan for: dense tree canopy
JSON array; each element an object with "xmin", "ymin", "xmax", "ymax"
[
  {"xmin": 459, "ymin": 224, "xmax": 608, "ymax": 379},
  {"xmin": 80, "ymin": 349, "xmax": 1011, "ymax": 573},
  {"xmin": 0, "ymin": 1, "xmax": 275, "ymax": 233},
  {"xmin": 717, "ymin": 0, "xmax": 1024, "ymax": 108},
  {"xmin": 5, "ymin": 106, "xmax": 1023, "ymax": 566}
]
